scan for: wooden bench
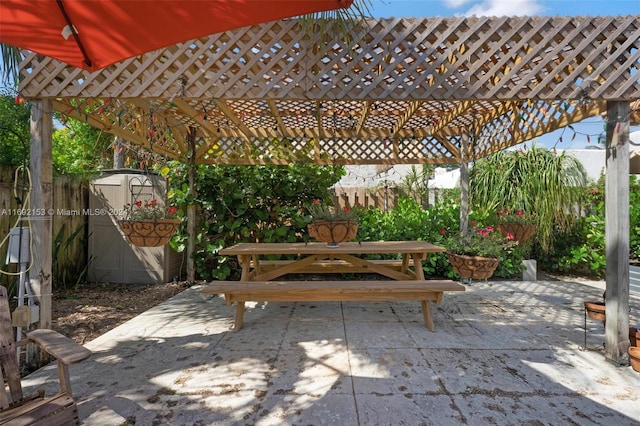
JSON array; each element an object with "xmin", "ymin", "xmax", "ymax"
[
  {"xmin": 202, "ymin": 280, "xmax": 465, "ymax": 332},
  {"xmin": 0, "ymin": 286, "xmax": 92, "ymax": 425}
]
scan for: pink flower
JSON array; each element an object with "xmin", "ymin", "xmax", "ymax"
[
  {"xmin": 486, "ymin": 226, "xmax": 494, "ymax": 232},
  {"xmin": 507, "ymin": 232, "xmax": 515, "ymax": 240},
  {"xmin": 516, "ymin": 210, "xmax": 524, "ymax": 216}
]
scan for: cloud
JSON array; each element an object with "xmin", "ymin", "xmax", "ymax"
[
  {"xmin": 462, "ymin": 0, "xmax": 545, "ymax": 16},
  {"xmin": 444, "ymin": 0, "xmax": 475, "ymax": 7}
]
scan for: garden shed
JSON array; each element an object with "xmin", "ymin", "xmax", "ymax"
[{"xmin": 87, "ymin": 170, "xmax": 184, "ymax": 284}]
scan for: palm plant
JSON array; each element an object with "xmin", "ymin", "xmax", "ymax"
[
  {"xmin": 299, "ymin": 0, "xmax": 373, "ymax": 46},
  {"xmin": 469, "ymin": 145, "xmax": 588, "ymax": 253},
  {"xmin": 1, "ymin": 44, "xmax": 21, "ymax": 84}
]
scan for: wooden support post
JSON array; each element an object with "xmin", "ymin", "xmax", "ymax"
[
  {"xmin": 187, "ymin": 126, "xmax": 197, "ymax": 283},
  {"xmin": 29, "ymin": 99, "xmax": 53, "ymax": 331},
  {"xmin": 459, "ymin": 132, "xmax": 470, "ymax": 235},
  {"xmin": 604, "ymin": 101, "xmax": 630, "ymax": 365}
]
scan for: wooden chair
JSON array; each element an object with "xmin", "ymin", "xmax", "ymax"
[{"xmin": 0, "ymin": 286, "xmax": 91, "ymax": 425}]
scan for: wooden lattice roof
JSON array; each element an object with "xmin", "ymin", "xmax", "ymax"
[{"xmin": 18, "ymin": 15, "xmax": 640, "ymax": 165}]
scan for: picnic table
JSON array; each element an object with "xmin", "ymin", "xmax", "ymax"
[{"xmin": 204, "ymin": 241, "xmax": 464, "ymax": 331}]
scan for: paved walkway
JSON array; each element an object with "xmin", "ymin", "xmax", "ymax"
[{"xmin": 24, "ymin": 278, "xmax": 640, "ymax": 425}]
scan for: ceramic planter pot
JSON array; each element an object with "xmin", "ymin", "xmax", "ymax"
[
  {"xmin": 584, "ymin": 301, "xmax": 606, "ymax": 323},
  {"xmin": 629, "ymin": 347, "xmax": 640, "ymax": 372},
  {"xmin": 118, "ymin": 218, "xmax": 181, "ymax": 247},
  {"xmin": 308, "ymin": 220, "xmax": 358, "ymax": 247},
  {"xmin": 446, "ymin": 252, "xmax": 500, "ymax": 280}
]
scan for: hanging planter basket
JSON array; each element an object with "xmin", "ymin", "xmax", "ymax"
[
  {"xmin": 307, "ymin": 220, "xmax": 358, "ymax": 247},
  {"xmin": 118, "ymin": 219, "xmax": 181, "ymax": 247},
  {"xmin": 446, "ymin": 252, "xmax": 500, "ymax": 280},
  {"xmin": 497, "ymin": 223, "xmax": 536, "ymax": 243}
]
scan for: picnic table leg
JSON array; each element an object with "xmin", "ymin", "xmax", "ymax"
[
  {"xmin": 234, "ymin": 302, "xmax": 246, "ymax": 332},
  {"xmin": 413, "ymin": 254, "xmax": 426, "ymax": 280},
  {"xmin": 421, "ymin": 300, "xmax": 435, "ymax": 331}
]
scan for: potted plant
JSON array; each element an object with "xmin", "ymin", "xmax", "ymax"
[
  {"xmin": 494, "ymin": 208, "xmax": 537, "ymax": 243},
  {"xmin": 445, "ymin": 226, "xmax": 515, "ymax": 280},
  {"xmin": 118, "ymin": 199, "xmax": 181, "ymax": 247},
  {"xmin": 306, "ymin": 199, "xmax": 358, "ymax": 247}
]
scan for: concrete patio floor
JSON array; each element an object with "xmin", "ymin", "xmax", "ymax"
[{"xmin": 24, "ymin": 278, "xmax": 640, "ymax": 425}]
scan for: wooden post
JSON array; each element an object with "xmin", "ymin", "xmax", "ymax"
[
  {"xmin": 187, "ymin": 127, "xmax": 197, "ymax": 283},
  {"xmin": 604, "ymin": 100, "xmax": 630, "ymax": 365},
  {"xmin": 459, "ymin": 133, "xmax": 470, "ymax": 235},
  {"xmin": 29, "ymin": 99, "xmax": 53, "ymax": 331}
]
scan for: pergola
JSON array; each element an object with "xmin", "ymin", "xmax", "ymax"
[{"xmin": 18, "ymin": 15, "xmax": 640, "ymax": 363}]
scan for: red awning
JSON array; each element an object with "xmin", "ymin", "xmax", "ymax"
[{"xmin": 0, "ymin": 0, "xmax": 353, "ymax": 71}]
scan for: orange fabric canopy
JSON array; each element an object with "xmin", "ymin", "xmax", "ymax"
[{"xmin": 0, "ymin": 0, "xmax": 353, "ymax": 71}]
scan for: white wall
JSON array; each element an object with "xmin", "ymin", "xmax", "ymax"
[{"xmin": 335, "ymin": 145, "xmax": 640, "ymax": 190}]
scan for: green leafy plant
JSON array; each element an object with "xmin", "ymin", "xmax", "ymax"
[
  {"xmin": 167, "ymin": 162, "xmax": 343, "ymax": 280},
  {"xmin": 470, "ymin": 146, "xmax": 587, "ymax": 253},
  {"xmin": 307, "ymin": 199, "xmax": 357, "ymax": 221},
  {"xmin": 123, "ymin": 199, "xmax": 178, "ymax": 221},
  {"xmin": 445, "ymin": 226, "xmax": 515, "ymax": 259}
]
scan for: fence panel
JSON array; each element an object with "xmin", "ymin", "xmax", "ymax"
[{"xmin": 0, "ymin": 167, "xmax": 87, "ymax": 289}]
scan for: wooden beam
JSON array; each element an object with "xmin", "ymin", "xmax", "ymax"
[{"xmin": 604, "ymin": 100, "xmax": 630, "ymax": 365}]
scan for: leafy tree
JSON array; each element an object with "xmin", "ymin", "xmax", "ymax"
[
  {"xmin": 0, "ymin": 90, "xmax": 30, "ymax": 167},
  {"xmin": 52, "ymin": 118, "xmax": 114, "ymax": 177},
  {"xmin": 469, "ymin": 146, "xmax": 588, "ymax": 253}
]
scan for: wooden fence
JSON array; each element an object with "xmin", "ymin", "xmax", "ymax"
[
  {"xmin": 0, "ymin": 167, "xmax": 87, "ymax": 288},
  {"xmin": 333, "ymin": 187, "xmax": 449, "ymax": 211}
]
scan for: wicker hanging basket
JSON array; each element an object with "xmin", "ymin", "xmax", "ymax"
[
  {"xmin": 118, "ymin": 219, "xmax": 181, "ymax": 247},
  {"xmin": 307, "ymin": 220, "xmax": 358, "ymax": 247},
  {"xmin": 496, "ymin": 223, "xmax": 536, "ymax": 243},
  {"xmin": 446, "ymin": 252, "xmax": 500, "ymax": 280}
]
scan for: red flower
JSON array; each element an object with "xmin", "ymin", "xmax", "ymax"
[
  {"xmin": 167, "ymin": 206, "xmax": 177, "ymax": 215},
  {"xmin": 313, "ymin": 199, "xmax": 321, "ymax": 205},
  {"xmin": 439, "ymin": 228, "xmax": 447, "ymax": 235},
  {"xmin": 135, "ymin": 201, "xmax": 143, "ymax": 207},
  {"xmin": 471, "ymin": 221, "xmax": 478, "ymax": 226},
  {"xmin": 516, "ymin": 210, "xmax": 524, "ymax": 216},
  {"xmin": 343, "ymin": 206, "xmax": 350, "ymax": 213}
]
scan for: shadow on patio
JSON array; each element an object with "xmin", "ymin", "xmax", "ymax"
[{"xmin": 22, "ymin": 279, "xmax": 640, "ymax": 425}]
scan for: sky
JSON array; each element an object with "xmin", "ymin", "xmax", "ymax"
[
  {"xmin": 368, "ymin": 0, "xmax": 638, "ymax": 19},
  {"xmin": 365, "ymin": 0, "xmax": 640, "ymax": 150}
]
